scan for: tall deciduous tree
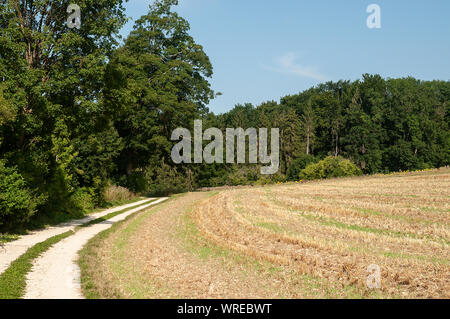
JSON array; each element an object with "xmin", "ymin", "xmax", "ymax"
[
  {"xmin": 0, "ymin": 0, "xmax": 127, "ymax": 208},
  {"xmin": 274, "ymin": 107, "xmax": 302, "ymax": 173},
  {"xmin": 104, "ymin": 0, "xmax": 214, "ymax": 191},
  {"xmin": 301, "ymin": 99, "xmax": 315, "ymax": 155}
]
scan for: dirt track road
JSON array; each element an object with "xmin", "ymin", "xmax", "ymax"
[
  {"xmin": 0, "ymin": 198, "xmax": 155, "ymax": 275},
  {"xmin": 23, "ymin": 197, "xmax": 167, "ymax": 299}
]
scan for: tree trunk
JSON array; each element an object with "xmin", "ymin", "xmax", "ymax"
[
  {"xmin": 306, "ymin": 133, "xmax": 310, "ymax": 155},
  {"xmin": 334, "ymin": 132, "xmax": 339, "ymax": 157},
  {"xmin": 126, "ymin": 161, "xmax": 133, "ymax": 175}
]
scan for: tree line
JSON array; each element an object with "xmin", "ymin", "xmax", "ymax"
[{"xmin": 0, "ymin": 0, "xmax": 449, "ymax": 229}]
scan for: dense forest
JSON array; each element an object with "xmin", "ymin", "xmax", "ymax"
[{"xmin": 0, "ymin": 0, "xmax": 449, "ymax": 230}]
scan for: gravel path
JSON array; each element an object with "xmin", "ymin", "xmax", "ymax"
[
  {"xmin": 24, "ymin": 197, "xmax": 168, "ymax": 299},
  {"xmin": 0, "ymin": 198, "xmax": 154, "ymax": 275}
]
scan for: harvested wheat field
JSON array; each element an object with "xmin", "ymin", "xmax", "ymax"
[{"xmin": 79, "ymin": 168, "xmax": 450, "ymax": 299}]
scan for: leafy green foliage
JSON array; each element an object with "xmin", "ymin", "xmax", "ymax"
[
  {"xmin": 0, "ymin": 84, "xmax": 15, "ymax": 127},
  {"xmin": 106, "ymin": 0, "xmax": 214, "ymax": 185},
  {"xmin": 0, "ymin": 0, "xmax": 127, "ymax": 228},
  {"xmin": 299, "ymin": 156, "xmax": 363, "ymax": 180},
  {"xmin": 0, "ymin": 160, "xmax": 39, "ymax": 229},
  {"xmin": 70, "ymin": 187, "xmax": 96, "ymax": 213},
  {"xmin": 286, "ymin": 154, "xmax": 318, "ymax": 181},
  {"xmin": 0, "ymin": 0, "xmax": 449, "ymax": 230},
  {"xmin": 147, "ymin": 161, "xmax": 189, "ymax": 196}
]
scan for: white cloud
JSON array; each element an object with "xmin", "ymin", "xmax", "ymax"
[{"xmin": 265, "ymin": 52, "xmax": 328, "ymax": 81}]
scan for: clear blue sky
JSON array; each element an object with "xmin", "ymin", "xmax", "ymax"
[{"xmin": 121, "ymin": 0, "xmax": 450, "ymax": 114}]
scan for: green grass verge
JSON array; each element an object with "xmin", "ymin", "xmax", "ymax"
[
  {"xmin": 0, "ymin": 198, "xmax": 157, "ymax": 299},
  {"xmin": 78, "ymin": 196, "xmax": 177, "ymax": 299},
  {"xmin": 0, "ymin": 230, "xmax": 74, "ymax": 299},
  {"xmin": 0, "ymin": 234, "xmax": 20, "ymax": 244}
]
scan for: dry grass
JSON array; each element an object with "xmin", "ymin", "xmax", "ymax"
[
  {"xmin": 192, "ymin": 168, "xmax": 450, "ymax": 298},
  {"xmin": 81, "ymin": 193, "xmax": 378, "ymax": 298},
  {"xmin": 103, "ymin": 185, "xmax": 135, "ymax": 203},
  {"xmin": 80, "ymin": 168, "xmax": 449, "ymax": 299}
]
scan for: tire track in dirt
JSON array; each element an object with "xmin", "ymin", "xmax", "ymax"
[
  {"xmin": 23, "ymin": 198, "xmax": 167, "ymax": 299},
  {"xmin": 0, "ymin": 198, "xmax": 154, "ymax": 275}
]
